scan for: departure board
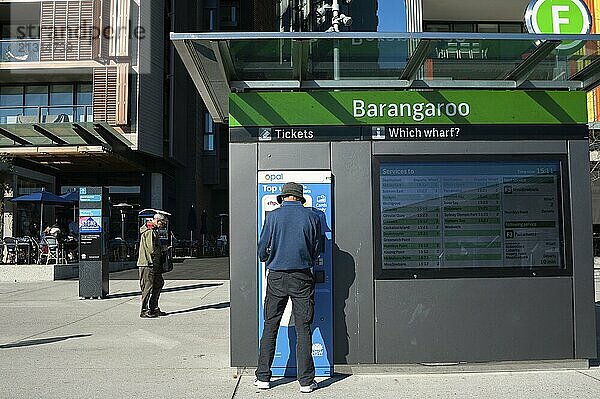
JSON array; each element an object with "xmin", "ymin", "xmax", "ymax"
[{"xmin": 379, "ymin": 161, "xmax": 564, "ymax": 270}]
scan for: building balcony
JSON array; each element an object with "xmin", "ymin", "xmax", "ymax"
[
  {"xmin": 0, "ymin": 39, "xmax": 40, "ymax": 62},
  {"xmin": 0, "ymin": 105, "xmax": 93, "ymax": 124}
]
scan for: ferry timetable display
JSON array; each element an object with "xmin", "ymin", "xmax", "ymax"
[{"xmin": 379, "ymin": 161, "xmax": 564, "ymax": 270}]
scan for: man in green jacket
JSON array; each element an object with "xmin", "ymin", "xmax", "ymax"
[{"xmin": 137, "ymin": 213, "xmax": 167, "ymax": 318}]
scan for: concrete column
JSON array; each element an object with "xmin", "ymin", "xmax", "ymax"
[{"xmin": 150, "ymin": 173, "xmax": 163, "ymax": 209}]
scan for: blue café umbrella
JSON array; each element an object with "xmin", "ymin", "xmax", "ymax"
[
  {"xmin": 61, "ymin": 191, "xmax": 79, "ymax": 202},
  {"xmin": 11, "ymin": 191, "xmax": 71, "ymax": 237}
]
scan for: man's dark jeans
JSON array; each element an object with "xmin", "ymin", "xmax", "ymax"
[
  {"xmin": 256, "ymin": 269, "xmax": 315, "ymax": 386},
  {"xmin": 139, "ymin": 266, "xmax": 164, "ymax": 312}
]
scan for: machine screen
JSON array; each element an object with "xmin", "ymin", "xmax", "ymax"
[{"xmin": 379, "ymin": 160, "xmax": 565, "ymax": 271}]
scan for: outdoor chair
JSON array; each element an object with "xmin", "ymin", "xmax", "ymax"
[
  {"xmin": 2, "ymin": 237, "xmax": 18, "ymax": 264},
  {"xmin": 40, "ymin": 236, "xmax": 62, "ymax": 264}
]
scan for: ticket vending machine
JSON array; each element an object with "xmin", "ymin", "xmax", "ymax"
[{"xmin": 257, "ymin": 171, "xmax": 333, "ymax": 377}]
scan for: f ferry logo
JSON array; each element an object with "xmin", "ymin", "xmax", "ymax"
[
  {"xmin": 259, "ymin": 128, "xmax": 272, "ymax": 141},
  {"xmin": 525, "ymin": 0, "xmax": 592, "ymax": 51}
]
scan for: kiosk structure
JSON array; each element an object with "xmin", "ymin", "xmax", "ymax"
[{"xmin": 172, "ymin": 32, "xmax": 598, "ymax": 370}]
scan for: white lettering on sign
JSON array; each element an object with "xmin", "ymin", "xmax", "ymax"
[
  {"xmin": 274, "ymin": 128, "xmax": 315, "ymax": 139},
  {"xmin": 552, "ymin": 5, "xmax": 571, "ymax": 33},
  {"xmin": 353, "ymin": 99, "xmax": 470, "ymax": 121}
]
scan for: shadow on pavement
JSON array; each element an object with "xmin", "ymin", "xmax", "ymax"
[
  {"xmin": 316, "ymin": 373, "xmax": 351, "ymax": 389},
  {"xmin": 110, "ymin": 257, "xmax": 230, "ymax": 280},
  {"xmin": 0, "ymin": 334, "xmax": 92, "ymax": 349},
  {"xmin": 267, "ymin": 373, "xmax": 350, "ymax": 389},
  {"xmin": 167, "ymin": 301, "xmax": 230, "ymax": 316},
  {"xmin": 107, "ymin": 283, "xmax": 223, "ymax": 299}
]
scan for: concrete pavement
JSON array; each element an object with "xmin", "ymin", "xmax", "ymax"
[{"xmin": 0, "ymin": 257, "xmax": 599, "ymax": 398}]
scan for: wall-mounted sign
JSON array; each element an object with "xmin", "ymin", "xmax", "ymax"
[{"xmin": 525, "ymin": 0, "xmax": 592, "ymax": 51}]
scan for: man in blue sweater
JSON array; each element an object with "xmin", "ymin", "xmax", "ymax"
[{"xmin": 255, "ymin": 182, "xmax": 322, "ymax": 393}]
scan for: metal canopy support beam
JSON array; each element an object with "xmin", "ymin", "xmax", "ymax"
[
  {"xmin": 217, "ymin": 41, "xmax": 237, "ymax": 81},
  {"xmin": 32, "ymin": 125, "xmax": 68, "ymax": 145},
  {"xmin": 399, "ymin": 39, "xmax": 435, "ymax": 81},
  {"xmin": 570, "ymin": 58, "xmax": 600, "ymax": 91},
  {"xmin": 72, "ymin": 123, "xmax": 104, "ymax": 147},
  {"xmin": 0, "ymin": 127, "xmax": 32, "ymax": 146},
  {"xmin": 504, "ymin": 40, "xmax": 561, "ymax": 84},
  {"xmin": 211, "ymin": 41, "xmax": 233, "ymax": 83},
  {"xmin": 292, "ymin": 39, "xmax": 304, "ymax": 83},
  {"xmin": 172, "ymin": 39, "xmax": 229, "ymax": 123}
]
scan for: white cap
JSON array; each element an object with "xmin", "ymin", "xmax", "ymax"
[{"xmin": 153, "ymin": 213, "xmax": 166, "ymax": 221}]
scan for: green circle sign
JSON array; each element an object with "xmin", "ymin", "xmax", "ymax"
[
  {"xmin": 525, "ymin": 0, "xmax": 592, "ymax": 34},
  {"xmin": 525, "ymin": 0, "xmax": 592, "ymax": 50}
]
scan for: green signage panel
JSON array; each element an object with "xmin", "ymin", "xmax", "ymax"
[{"xmin": 229, "ymin": 91, "xmax": 587, "ymax": 127}]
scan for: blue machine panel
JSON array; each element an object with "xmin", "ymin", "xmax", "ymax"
[{"xmin": 257, "ymin": 171, "xmax": 333, "ymax": 377}]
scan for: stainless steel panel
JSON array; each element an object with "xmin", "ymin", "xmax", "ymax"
[
  {"xmin": 568, "ymin": 140, "xmax": 597, "ymax": 358},
  {"xmin": 229, "ymin": 143, "xmax": 258, "ymax": 367},
  {"xmin": 258, "ymin": 142, "xmax": 330, "ymax": 170},
  {"xmin": 375, "ymin": 278, "xmax": 574, "ymax": 363},
  {"xmin": 331, "ymin": 141, "xmax": 375, "ymax": 364}
]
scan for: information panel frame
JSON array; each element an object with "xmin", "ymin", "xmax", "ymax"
[{"xmin": 373, "ymin": 154, "xmax": 573, "ymax": 280}]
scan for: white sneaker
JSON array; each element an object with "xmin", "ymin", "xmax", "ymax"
[
  {"xmin": 253, "ymin": 379, "xmax": 270, "ymax": 390},
  {"xmin": 299, "ymin": 381, "xmax": 318, "ymax": 393}
]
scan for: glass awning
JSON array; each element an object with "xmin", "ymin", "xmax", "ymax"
[{"xmin": 170, "ymin": 32, "xmax": 600, "ymax": 123}]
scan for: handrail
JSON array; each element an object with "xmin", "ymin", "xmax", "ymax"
[{"xmin": 0, "ymin": 105, "xmax": 93, "ymax": 124}]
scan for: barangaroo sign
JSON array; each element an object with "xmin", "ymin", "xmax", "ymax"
[{"xmin": 229, "ymin": 91, "xmax": 587, "ymax": 127}]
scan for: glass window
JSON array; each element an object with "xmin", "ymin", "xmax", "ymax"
[
  {"xmin": 25, "ymin": 86, "xmax": 48, "ymax": 106},
  {"xmin": 499, "ymin": 23, "xmax": 523, "ymax": 33},
  {"xmin": 0, "ymin": 86, "xmax": 23, "ymax": 106},
  {"xmin": 477, "ymin": 23, "xmax": 499, "ymax": 33},
  {"xmin": 50, "ymin": 84, "xmax": 74, "ymax": 105},
  {"xmin": 425, "ymin": 23, "xmax": 451, "ymax": 32},
  {"xmin": 204, "ymin": 8, "xmax": 217, "ymax": 31},
  {"xmin": 376, "ymin": 158, "xmax": 567, "ymax": 279},
  {"xmin": 76, "ymin": 84, "xmax": 92, "ymax": 105},
  {"xmin": 453, "ymin": 23, "xmax": 475, "ymax": 33},
  {"xmin": 76, "ymin": 83, "xmax": 92, "ymax": 122},
  {"xmin": 220, "ymin": 1, "xmax": 239, "ymax": 27},
  {"xmin": 204, "ymin": 112, "xmax": 215, "ymax": 152}
]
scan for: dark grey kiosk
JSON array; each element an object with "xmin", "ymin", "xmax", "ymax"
[{"xmin": 172, "ymin": 32, "xmax": 598, "ymax": 370}]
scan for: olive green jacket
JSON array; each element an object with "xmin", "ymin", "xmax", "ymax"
[{"xmin": 137, "ymin": 224, "xmax": 162, "ymax": 268}]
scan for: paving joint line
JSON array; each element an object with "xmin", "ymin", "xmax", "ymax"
[
  {"xmin": 230, "ymin": 369, "xmax": 244, "ymax": 399},
  {"xmin": 576, "ymin": 370, "xmax": 600, "ymax": 383}
]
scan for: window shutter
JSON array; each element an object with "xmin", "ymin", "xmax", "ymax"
[
  {"xmin": 40, "ymin": 1, "xmax": 94, "ymax": 61},
  {"xmin": 93, "ymin": 65, "xmax": 129, "ymax": 125},
  {"xmin": 116, "ymin": 63, "xmax": 129, "ymax": 125},
  {"xmin": 93, "ymin": 67, "xmax": 117, "ymax": 124}
]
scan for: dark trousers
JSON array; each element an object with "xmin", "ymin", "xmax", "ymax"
[
  {"xmin": 139, "ymin": 266, "xmax": 164, "ymax": 312},
  {"xmin": 256, "ymin": 269, "xmax": 315, "ymax": 386}
]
